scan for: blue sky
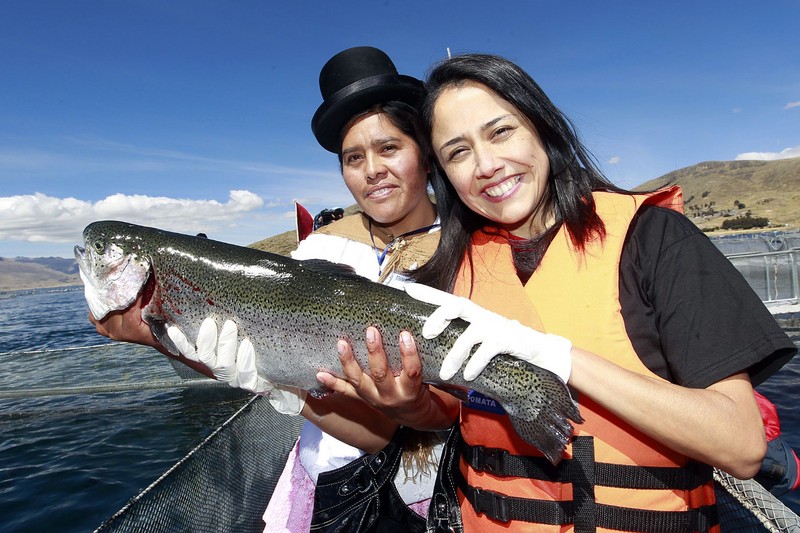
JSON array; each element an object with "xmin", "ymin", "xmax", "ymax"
[{"xmin": 1, "ymin": 1, "xmax": 798, "ymax": 258}]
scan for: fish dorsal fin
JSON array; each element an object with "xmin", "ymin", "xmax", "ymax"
[{"xmin": 300, "ymin": 259, "xmax": 365, "ymax": 280}]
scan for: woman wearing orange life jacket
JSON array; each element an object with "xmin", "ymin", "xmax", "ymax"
[{"xmin": 323, "ymin": 53, "xmax": 797, "ymax": 532}]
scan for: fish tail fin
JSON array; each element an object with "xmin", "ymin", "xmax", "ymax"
[
  {"xmin": 477, "ymin": 357, "xmax": 583, "ymax": 465},
  {"xmin": 506, "ymin": 395, "xmax": 582, "ymax": 465}
]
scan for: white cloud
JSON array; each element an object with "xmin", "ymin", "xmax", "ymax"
[
  {"xmin": 0, "ymin": 190, "xmax": 264, "ymax": 244},
  {"xmin": 608, "ymin": 156, "xmax": 621, "ymax": 165},
  {"xmin": 735, "ymin": 145, "xmax": 800, "ymax": 161},
  {"xmin": 784, "ymin": 101, "xmax": 800, "ymax": 110}
]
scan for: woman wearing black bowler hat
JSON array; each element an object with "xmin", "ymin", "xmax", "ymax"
[
  {"xmin": 255, "ymin": 46, "xmax": 461, "ymax": 532},
  {"xmin": 89, "ymin": 45, "xmax": 459, "ymax": 532}
]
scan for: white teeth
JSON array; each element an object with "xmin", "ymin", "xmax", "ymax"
[
  {"xmin": 368, "ymin": 187, "xmax": 392, "ymax": 199},
  {"xmin": 485, "ymin": 176, "xmax": 519, "ymax": 198}
]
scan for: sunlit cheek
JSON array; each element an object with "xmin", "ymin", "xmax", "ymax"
[
  {"xmin": 341, "ymin": 172, "xmax": 362, "ymax": 198},
  {"xmin": 396, "ymin": 161, "xmax": 420, "ymax": 190},
  {"xmin": 456, "ymin": 182, "xmax": 482, "ymax": 214},
  {"xmin": 395, "ymin": 168, "xmax": 411, "ymax": 189}
]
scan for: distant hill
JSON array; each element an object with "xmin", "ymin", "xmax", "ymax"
[
  {"xmin": 636, "ymin": 158, "xmax": 800, "ymax": 232},
  {"xmin": 0, "ymin": 257, "xmax": 81, "ymax": 292},
  {"xmin": 3, "ymin": 158, "xmax": 798, "ymax": 291},
  {"xmin": 249, "ymin": 204, "xmax": 362, "ymax": 255}
]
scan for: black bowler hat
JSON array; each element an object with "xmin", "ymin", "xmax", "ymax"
[{"xmin": 311, "ymin": 46, "xmax": 424, "ymax": 153}]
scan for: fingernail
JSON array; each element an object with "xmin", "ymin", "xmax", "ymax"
[
  {"xmin": 400, "ymin": 330, "xmax": 412, "ymax": 347},
  {"xmin": 317, "ymin": 372, "xmax": 333, "ymax": 388},
  {"xmin": 366, "ymin": 327, "xmax": 376, "ymax": 344},
  {"xmin": 337, "ymin": 339, "xmax": 347, "ymax": 355}
]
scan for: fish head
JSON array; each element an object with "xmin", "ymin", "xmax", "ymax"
[{"xmin": 74, "ymin": 221, "xmax": 152, "ymax": 320}]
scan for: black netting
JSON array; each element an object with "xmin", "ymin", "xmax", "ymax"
[
  {"xmin": 715, "ymin": 469, "xmax": 800, "ymax": 533},
  {"xmin": 94, "ymin": 395, "xmax": 303, "ymax": 533},
  {"xmin": 93, "ymin": 396, "xmax": 800, "ymax": 532}
]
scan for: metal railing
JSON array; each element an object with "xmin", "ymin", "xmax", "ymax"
[{"xmin": 725, "ymin": 249, "xmax": 800, "ymax": 305}]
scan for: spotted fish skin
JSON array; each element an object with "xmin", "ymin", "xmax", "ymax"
[{"xmin": 75, "ymin": 220, "xmax": 582, "ymax": 463}]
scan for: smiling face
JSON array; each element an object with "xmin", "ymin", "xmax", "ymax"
[
  {"xmin": 431, "ymin": 81, "xmax": 552, "ymax": 238},
  {"xmin": 340, "ymin": 111, "xmax": 434, "ymax": 237}
]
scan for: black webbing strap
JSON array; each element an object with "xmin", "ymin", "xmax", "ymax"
[
  {"xmin": 456, "ymin": 471, "xmax": 718, "ymax": 531},
  {"xmin": 595, "ymin": 504, "xmax": 719, "ymax": 533},
  {"xmin": 458, "ymin": 436, "xmax": 719, "ymax": 531},
  {"xmin": 456, "ymin": 469, "xmax": 574, "ymax": 525},
  {"xmin": 571, "ymin": 436, "xmax": 596, "ymax": 533},
  {"xmin": 460, "ymin": 437, "xmax": 713, "ymax": 490}
]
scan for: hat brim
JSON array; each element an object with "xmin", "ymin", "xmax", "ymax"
[{"xmin": 312, "ymin": 74, "xmax": 423, "ymax": 153}]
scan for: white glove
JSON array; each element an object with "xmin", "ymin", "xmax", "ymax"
[
  {"xmin": 167, "ymin": 318, "xmax": 307, "ymax": 415},
  {"xmin": 404, "ymin": 283, "xmax": 572, "ymax": 384}
]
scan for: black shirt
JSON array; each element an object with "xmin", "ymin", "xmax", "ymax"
[{"xmin": 618, "ymin": 206, "xmax": 796, "ymax": 388}]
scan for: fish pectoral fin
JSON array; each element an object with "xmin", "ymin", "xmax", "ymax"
[{"xmin": 150, "ymin": 320, "xmax": 179, "ymax": 356}]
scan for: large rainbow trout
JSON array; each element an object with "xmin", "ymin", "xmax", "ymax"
[{"xmin": 75, "ymin": 220, "xmax": 582, "ymax": 463}]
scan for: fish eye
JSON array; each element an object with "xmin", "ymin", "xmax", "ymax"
[{"xmin": 93, "ymin": 241, "xmax": 105, "ymax": 253}]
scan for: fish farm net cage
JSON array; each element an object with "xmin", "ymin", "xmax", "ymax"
[
  {"xmin": 93, "ymin": 395, "xmax": 304, "ymax": 533},
  {"xmin": 92, "ymin": 394, "xmax": 800, "ymax": 533}
]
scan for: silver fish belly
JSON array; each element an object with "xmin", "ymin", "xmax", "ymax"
[{"xmin": 75, "ymin": 220, "xmax": 583, "ymax": 463}]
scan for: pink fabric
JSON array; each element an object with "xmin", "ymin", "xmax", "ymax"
[
  {"xmin": 409, "ymin": 498, "xmax": 430, "ymax": 518},
  {"xmin": 263, "ymin": 441, "xmax": 433, "ymax": 532},
  {"xmin": 262, "ymin": 440, "xmax": 316, "ymax": 533},
  {"xmin": 754, "ymin": 390, "xmax": 781, "ymax": 440}
]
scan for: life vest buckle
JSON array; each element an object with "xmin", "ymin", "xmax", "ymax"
[
  {"xmin": 471, "ymin": 486, "xmax": 510, "ymax": 523},
  {"xmin": 470, "ymin": 445, "xmax": 503, "ymax": 474}
]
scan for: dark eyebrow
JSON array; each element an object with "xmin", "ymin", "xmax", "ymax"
[
  {"xmin": 437, "ymin": 115, "xmax": 513, "ymax": 153},
  {"xmin": 483, "ymin": 115, "xmax": 511, "ymax": 131},
  {"xmin": 438, "ymin": 136, "xmax": 465, "ymax": 152},
  {"xmin": 342, "ymin": 135, "xmax": 402, "ymax": 156},
  {"xmin": 373, "ymin": 135, "xmax": 402, "ymax": 146}
]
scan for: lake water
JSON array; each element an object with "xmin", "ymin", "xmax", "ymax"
[
  {"xmin": 0, "ymin": 287, "xmax": 252, "ymax": 532},
  {"xmin": 0, "ymin": 287, "xmax": 798, "ymax": 532}
]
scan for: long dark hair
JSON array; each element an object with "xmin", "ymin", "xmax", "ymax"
[{"xmin": 414, "ymin": 53, "xmax": 627, "ymax": 291}]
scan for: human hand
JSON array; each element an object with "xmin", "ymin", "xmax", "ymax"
[
  {"xmin": 316, "ymin": 327, "xmax": 442, "ymax": 429},
  {"xmin": 89, "ymin": 292, "xmax": 214, "ymax": 378},
  {"xmin": 168, "ymin": 317, "xmax": 307, "ymax": 415},
  {"xmin": 89, "ymin": 291, "xmax": 156, "ymax": 346},
  {"xmin": 404, "ymin": 283, "xmax": 572, "ymax": 383}
]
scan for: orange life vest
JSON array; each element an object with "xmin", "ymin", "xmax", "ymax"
[{"xmin": 452, "ymin": 188, "xmax": 719, "ymax": 532}]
